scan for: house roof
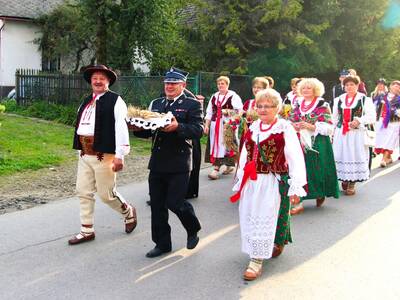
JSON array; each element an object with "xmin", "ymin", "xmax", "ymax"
[{"xmin": 0, "ymin": 0, "xmax": 64, "ymax": 20}]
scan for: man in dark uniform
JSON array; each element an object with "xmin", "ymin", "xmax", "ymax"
[
  {"xmin": 133, "ymin": 67, "xmax": 203, "ymax": 258},
  {"xmin": 331, "ymin": 69, "xmax": 349, "ymax": 107},
  {"xmin": 145, "ymin": 87, "xmax": 203, "ymax": 205}
]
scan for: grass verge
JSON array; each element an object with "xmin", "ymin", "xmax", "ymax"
[{"xmin": 0, "ymin": 114, "xmax": 152, "ymax": 177}]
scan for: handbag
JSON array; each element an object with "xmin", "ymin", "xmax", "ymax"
[
  {"xmin": 360, "ymin": 97, "xmax": 376, "ymax": 147},
  {"xmin": 363, "ymin": 126, "xmax": 376, "ymax": 147}
]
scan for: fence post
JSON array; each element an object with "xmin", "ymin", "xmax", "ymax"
[
  {"xmin": 15, "ymin": 69, "xmax": 20, "ymax": 105},
  {"xmin": 198, "ymin": 71, "xmax": 202, "ymax": 96},
  {"xmin": 59, "ymin": 73, "xmax": 64, "ymax": 105},
  {"xmin": 193, "ymin": 72, "xmax": 199, "ymax": 95}
]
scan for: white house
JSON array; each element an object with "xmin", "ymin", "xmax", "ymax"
[{"xmin": 0, "ymin": 0, "xmax": 64, "ymax": 97}]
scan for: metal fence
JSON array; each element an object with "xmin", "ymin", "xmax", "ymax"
[
  {"xmin": 15, "ymin": 69, "xmax": 255, "ymax": 107},
  {"xmin": 16, "ymin": 69, "xmax": 378, "ymax": 107}
]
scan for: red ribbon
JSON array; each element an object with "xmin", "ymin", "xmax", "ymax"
[
  {"xmin": 210, "ymin": 93, "xmax": 227, "ymax": 163},
  {"xmin": 342, "ymin": 108, "xmax": 351, "ymax": 135},
  {"xmin": 342, "ymin": 94, "xmax": 356, "ymax": 135},
  {"xmin": 230, "ymin": 160, "xmax": 257, "ymax": 203}
]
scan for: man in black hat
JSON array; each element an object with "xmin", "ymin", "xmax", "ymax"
[
  {"xmin": 331, "ymin": 69, "xmax": 349, "ymax": 107},
  {"xmin": 68, "ymin": 64, "xmax": 137, "ymax": 245},
  {"xmin": 133, "ymin": 67, "xmax": 203, "ymax": 257}
]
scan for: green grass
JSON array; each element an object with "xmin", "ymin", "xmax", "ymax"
[{"xmin": 0, "ymin": 114, "xmax": 152, "ymax": 177}]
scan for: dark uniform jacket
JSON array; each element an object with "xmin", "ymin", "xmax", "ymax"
[
  {"xmin": 332, "ymin": 84, "xmax": 345, "ymax": 107},
  {"xmin": 134, "ymin": 93, "xmax": 204, "ymax": 173}
]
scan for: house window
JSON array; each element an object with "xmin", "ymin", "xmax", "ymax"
[{"xmin": 42, "ymin": 57, "xmax": 60, "ymax": 71}]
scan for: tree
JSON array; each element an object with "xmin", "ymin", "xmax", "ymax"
[
  {"xmin": 189, "ymin": 0, "xmax": 400, "ymax": 91},
  {"xmin": 35, "ymin": 0, "xmax": 189, "ymax": 73}
]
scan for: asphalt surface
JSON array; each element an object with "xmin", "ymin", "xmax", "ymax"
[{"xmin": 1, "ymin": 159, "xmax": 400, "ymax": 300}]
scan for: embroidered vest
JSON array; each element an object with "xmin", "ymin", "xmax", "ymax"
[
  {"xmin": 73, "ymin": 91, "xmax": 119, "ymax": 153},
  {"xmin": 244, "ymin": 131, "xmax": 288, "ymax": 174},
  {"xmin": 211, "ymin": 95, "xmax": 233, "ymax": 121},
  {"xmin": 336, "ymin": 96, "xmax": 364, "ymax": 129}
]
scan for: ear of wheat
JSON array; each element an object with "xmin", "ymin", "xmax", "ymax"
[{"xmin": 127, "ymin": 105, "xmax": 164, "ymax": 119}]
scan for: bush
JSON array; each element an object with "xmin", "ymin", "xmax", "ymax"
[{"xmin": 1, "ymin": 99, "xmax": 78, "ymax": 126}]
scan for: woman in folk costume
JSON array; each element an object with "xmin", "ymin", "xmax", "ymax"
[
  {"xmin": 288, "ymin": 78, "xmax": 340, "ymax": 215},
  {"xmin": 374, "ymin": 80, "xmax": 400, "ymax": 167},
  {"xmin": 281, "ymin": 77, "xmax": 302, "ymax": 119},
  {"xmin": 243, "ymin": 77, "xmax": 269, "ymax": 112},
  {"xmin": 371, "ymin": 78, "xmax": 388, "ymax": 104},
  {"xmin": 237, "ymin": 77, "xmax": 270, "ymax": 150},
  {"xmin": 204, "ymin": 76, "xmax": 243, "ymax": 179},
  {"xmin": 332, "ymin": 76, "xmax": 376, "ymax": 195},
  {"xmin": 231, "ymin": 89, "xmax": 307, "ymax": 281}
]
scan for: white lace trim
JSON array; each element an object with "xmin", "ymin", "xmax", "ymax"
[
  {"xmin": 249, "ymin": 119, "xmax": 290, "ymax": 142},
  {"xmin": 297, "ymin": 97, "xmax": 324, "ymax": 116},
  {"xmin": 287, "ymin": 178, "xmax": 307, "ymax": 197},
  {"xmin": 337, "ymin": 92, "xmax": 365, "ymax": 109},
  {"xmin": 314, "ymin": 121, "xmax": 333, "ymax": 136},
  {"xmin": 126, "ymin": 111, "xmax": 173, "ymax": 130}
]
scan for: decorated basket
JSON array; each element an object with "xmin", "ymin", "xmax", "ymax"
[{"xmin": 126, "ymin": 106, "xmax": 173, "ymax": 130}]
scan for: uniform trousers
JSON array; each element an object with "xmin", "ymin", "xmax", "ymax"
[
  {"xmin": 149, "ymin": 171, "xmax": 201, "ymax": 251},
  {"xmin": 186, "ymin": 138, "xmax": 201, "ymax": 199},
  {"xmin": 76, "ymin": 153, "xmax": 130, "ymax": 233}
]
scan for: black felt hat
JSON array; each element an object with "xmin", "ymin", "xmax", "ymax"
[{"xmin": 83, "ymin": 65, "xmax": 117, "ymax": 86}]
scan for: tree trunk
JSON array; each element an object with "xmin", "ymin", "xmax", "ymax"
[{"xmin": 95, "ymin": 0, "xmax": 107, "ymax": 65}]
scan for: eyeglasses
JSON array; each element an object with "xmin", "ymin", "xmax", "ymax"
[{"xmin": 256, "ymin": 104, "xmax": 277, "ymax": 109}]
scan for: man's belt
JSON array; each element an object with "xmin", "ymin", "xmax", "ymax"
[{"xmin": 79, "ymin": 136, "xmax": 104, "ymax": 160}]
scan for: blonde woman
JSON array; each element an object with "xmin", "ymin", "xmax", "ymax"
[
  {"xmin": 332, "ymin": 76, "xmax": 376, "ymax": 195},
  {"xmin": 231, "ymin": 88, "xmax": 306, "ymax": 281},
  {"xmin": 204, "ymin": 76, "xmax": 243, "ymax": 179},
  {"xmin": 242, "ymin": 77, "xmax": 269, "ymax": 112},
  {"xmin": 371, "ymin": 78, "xmax": 388, "ymax": 103},
  {"xmin": 288, "ymin": 78, "xmax": 339, "ymax": 214}
]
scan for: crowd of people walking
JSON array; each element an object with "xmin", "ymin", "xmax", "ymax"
[
  {"xmin": 203, "ymin": 69, "xmax": 400, "ymax": 280},
  {"xmin": 70, "ymin": 64, "xmax": 400, "ymax": 282}
]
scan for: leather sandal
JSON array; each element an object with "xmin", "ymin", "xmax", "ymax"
[
  {"xmin": 272, "ymin": 244, "xmax": 284, "ymax": 258},
  {"xmin": 222, "ymin": 166, "xmax": 235, "ymax": 175},
  {"xmin": 290, "ymin": 204, "xmax": 304, "ymax": 215},
  {"xmin": 208, "ymin": 169, "xmax": 220, "ymax": 180},
  {"xmin": 341, "ymin": 181, "xmax": 349, "ymax": 191},
  {"xmin": 345, "ymin": 183, "xmax": 356, "ymax": 196},
  {"xmin": 243, "ymin": 260, "xmax": 263, "ymax": 281},
  {"xmin": 125, "ymin": 205, "xmax": 137, "ymax": 234},
  {"xmin": 68, "ymin": 232, "xmax": 95, "ymax": 245},
  {"xmin": 316, "ymin": 197, "xmax": 325, "ymax": 207}
]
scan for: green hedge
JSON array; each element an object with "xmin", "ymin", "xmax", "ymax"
[{"xmin": 2, "ymin": 99, "xmax": 77, "ymax": 126}]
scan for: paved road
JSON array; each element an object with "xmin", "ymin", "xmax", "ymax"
[{"xmin": 1, "ymin": 159, "xmax": 400, "ymax": 300}]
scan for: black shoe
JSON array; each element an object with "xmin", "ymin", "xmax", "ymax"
[
  {"xmin": 187, "ymin": 234, "xmax": 199, "ymax": 250},
  {"xmin": 145, "ymin": 247, "xmax": 171, "ymax": 258}
]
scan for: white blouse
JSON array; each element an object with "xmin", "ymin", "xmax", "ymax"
[
  {"xmin": 205, "ymin": 90, "xmax": 243, "ymax": 120},
  {"xmin": 77, "ymin": 93, "xmax": 130, "ymax": 159},
  {"xmin": 233, "ymin": 119, "xmax": 307, "ymax": 197},
  {"xmin": 332, "ymin": 92, "xmax": 376, "ymax": 128}
]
